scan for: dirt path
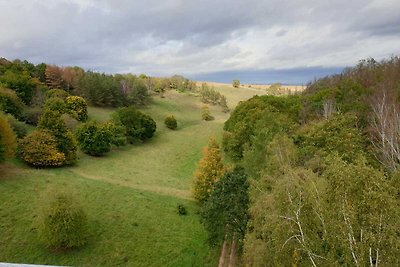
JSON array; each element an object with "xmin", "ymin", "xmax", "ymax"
[{"xmin": 69, "ymin": 168, "xmax": 193, "ymax": 200}]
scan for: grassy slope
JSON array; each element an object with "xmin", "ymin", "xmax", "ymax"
[{"xmin": 0, "ymin": 87, "xmax": 263, "ymax": 266}]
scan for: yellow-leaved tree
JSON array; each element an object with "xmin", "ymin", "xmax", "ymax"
[{"xmin": 192, "ymin": 138, "xmax": 225, "ymax": 203}]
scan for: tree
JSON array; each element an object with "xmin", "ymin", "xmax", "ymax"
[
  {"xmin": 0, "ymin": 113, "xmax": 17, "ymax": 161},
  {"xmin": 45, "ymin": 65, "xmax": 63, "ymax": 89},
  {"xmin": 201, "ymin": 167, "xmax": 249, "ymax": 246},
  {"xmin": 18, "ymin": 129, "xmax": 65, "ymax": 167},
  {"xmin": 192, "ymin": 138, "xmax": 225, "ymax": 203},
  {"xmin": 232, "ymin": 80, "xmax": 240, "ymax": 88},
  {"xmin": 112, "ymin": 106, "xmax": 156, "ymax": 143},
  {"xmin": 43, "ymin": 97, "xmax": 66, "ymax": 113},
  {"xmin": 38, "ymin": 110, "xmax": 77, "ymax": 165},
  {"xmin": 65, "ymin": 96, "xmax": 88, "ymax": 121},
  {"xmin": 0, "ymin": 70, "xmax": 37, "ymax": 104},
  {"xmin": 0, "ymin": 87, "xmax": 25, "ymax": 119},
  {"xmin": 75, "ymin": 121, "xmax": 113, "ymax": 156}
]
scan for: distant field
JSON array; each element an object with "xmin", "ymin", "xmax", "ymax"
[
  {"xmin": 0, "ymin": 88, "xmax": 262, "ymax": 266},
  {"xmin": 197, "ymin": 81, "xmax": 305, "ymax": 103}
]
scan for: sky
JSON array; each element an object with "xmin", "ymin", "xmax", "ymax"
[{"xmin": 0, "ymin": 0, "xmax": 399, "ymax": 84}]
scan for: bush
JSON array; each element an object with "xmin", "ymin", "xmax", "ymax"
[
  {"xmin": 177, "ymin": 204, "xmax": 187, "ymax": 215},
  {"xmin": 6, "ymin": 114, "xmax": 28, "ymax": 138},
  {"xmin": 66, "ymin": 96, "xmax": 88, "ymax": 121},
  {"xmin": 46, "ymin": 88, "xmax": 69, "ymax": 100},
  {"xmin": 112, "ymin": 106, "xmax": 156, "ymax": 143},
  {"xmin": 61, "ymin": 114, "xmax": 79, "ymax": 131},
  {"xmin": 201, "ymin": 105, "xmax": 213, "ymax": 121},
  {"xmin": 43, "ymin": 97, "xmax": 66, "ymax": 113},
  {"xmin": 37, "ymin": 190, "xmax": 88, "ymax": 250},
  {"xmin": 38, "ymin": 110, "xmax": 77, "ymax": 165},
  {"xmin": 103, "ymin": 121, "xmax": 127, "ymax": 146},
  {"xmin": 25, "ymin": 107, "xmax": 42, "ymax": 125},
  {"xmin": 19, "ymin": 129, "xmax": 65, "ymax": 167},
  {"xmin": 76, "ymin": 121, "xmax": 113, "ymax": 156},
  {"xmin": 0, "ymin": 113, "xmax": 17, "ymax": 161},
  {"xmin": 164, "ymin": 115, "xmax": 177, "ymax": 130},
  {"xmin": 0, "ymin": 87, "xmax": 25, "ymax": 119}
]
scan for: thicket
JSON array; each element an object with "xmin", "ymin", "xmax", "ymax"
[
  {"xmin": 200, "ymin": 83, "xmax": 229, "ymax": 112},
  {"xmin": 219, "ymin": 56, "xmax": 400, "ymax": 266}
]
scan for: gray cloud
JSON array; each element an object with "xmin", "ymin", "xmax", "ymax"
[{"xmin": 0, "ymin": 0, "xmax": 399, "ymax": 82}]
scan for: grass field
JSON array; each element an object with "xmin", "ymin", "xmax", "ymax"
[{"xmin": 0, "ymin": 87, "xmax": 262, "ymax": 266}]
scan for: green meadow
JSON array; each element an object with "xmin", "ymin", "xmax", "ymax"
[{"xmin": 0, "ymin": 87, "xmax": 264, "ymax": 266}]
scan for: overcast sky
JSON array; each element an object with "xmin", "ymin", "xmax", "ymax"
[{"xmin": 0, "ymin": 0, "xmax": 399, "ymax": 84}]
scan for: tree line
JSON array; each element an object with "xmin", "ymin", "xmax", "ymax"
[
  {"xmin": 193, "ymin": 56, "xmax": 400, "ymax": 266},
  {"xmin": 0, "ymin": 58, "xmax": 199, "ymax": 168}
]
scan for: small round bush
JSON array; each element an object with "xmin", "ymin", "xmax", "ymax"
[
  {"xmin": 76, "ymin": 121, "xmax": 113, "ymax": 156},
  {"xmin": 177, "ymin": 204, "xmax": 187, "ymax": 215},
  {"xmin": 164, "ymin": 115, "xmax": 177, "ymax": 130},
  {"xmin": 19, "ymin": 129, "xmax": 65, "ymax": 167},
  {"xmin": 37, "ymin": 190, "xmax": 88, "ymax": 250},
  {"xmin": 44, "ymin": 97, "xmax": 66, "ymax": 113}
]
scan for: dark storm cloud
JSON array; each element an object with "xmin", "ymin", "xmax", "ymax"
[{"xmin": 0, "ymin": 0, "xmax": 399, "ymax": 82}]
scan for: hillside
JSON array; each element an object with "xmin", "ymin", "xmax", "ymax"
[{"xmin": 0, "ymin": 76, "xmax": 262, "ymax": 266}]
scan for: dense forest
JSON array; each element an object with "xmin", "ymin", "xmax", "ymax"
[{"xmin": 194, "ymin": 56, "xmax": 400, "ymax": 266}]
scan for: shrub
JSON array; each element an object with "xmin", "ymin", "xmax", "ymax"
[
  {"xmin": 201, "ymin": 105, "xmax": 213, "ymax": 121},
  {"xmin": 112, "ymin": 106, "xmax": 156, "ymax": 143},
  {"xmin": 37, "ymin": 190, "xmax": 88, "ymax": 250},
  {"xmin": 61, "ymin": 114, "xmax": 79, "ymax": 131},
  {"xmin": 164, "ymin": 115, "xmax": 177, "ymax": 130},
  {"xmin": 0, "ymin": 87, "xmax": 25, "ymax": 119},
  {"xmin": 0, "ymin": 113, "xmax": 17, "ymax": 161},
  {"xmin": 19, "ymin": 129, "xmax": 65, "ymax": 167},
  {"xmin": 76, "ymin": 121, "xmax": 113, "ymax": 156},
  {"xmin": 177, "ymin": 204, "xmax": 187, "ymax": 215},
  {"xmin": 46, "ymin": 88, "xmax": 69, "ymax": 100},
  {"xmin": 43, "ymin": 97, "xmax": 66, "ymax": 113},
  {"xmin": 6, "ymin": 114, "xmax": 28, "ymax": 138},
  {"xmin": 66, "ymin": 96, "xmax": 88, "ymax": 121},
  {"xmin": 103, "ymin": 121, "xmax": 127, "ymax": 146},
  {"xmin": 25, "ymin": 107, "xmax": 42, "ymax": 125},
  {"xmin": 38, "ymin": 110, "xmax": 77, "ymax": 165}
]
